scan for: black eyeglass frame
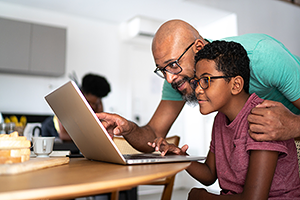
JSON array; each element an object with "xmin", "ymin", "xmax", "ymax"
[
  {"xmin": 190, "ymin": 76, "xmax": 235, "ymax": 90},
  {"xmin": 154, "ymin": 41, "xmax": 195, "ymax": 78}
]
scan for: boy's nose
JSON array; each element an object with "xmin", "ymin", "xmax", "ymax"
[{"xmin": 195, "ymin": 85, "xmax": 204, "ymax": 95}]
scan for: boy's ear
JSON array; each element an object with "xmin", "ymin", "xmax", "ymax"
[{"xmin": 231, "ymin": 76, "xmax": 244, "ymax": 95}]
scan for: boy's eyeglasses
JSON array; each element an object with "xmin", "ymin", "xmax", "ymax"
[
  {"xmin": 154, "ymin": 42, "xmax": 195, "ymax": 78},
  {"xmin": 190, "ymin": 76, "xmax": 234, "ymax": 90}
]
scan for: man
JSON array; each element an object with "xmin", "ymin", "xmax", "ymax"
[{"xmin": 97, "ymin": 19, "xmax": 300, "ymax": 152}]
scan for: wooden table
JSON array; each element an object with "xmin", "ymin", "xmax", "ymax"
[{"xmin": 0, "ymin": 158, "xmax": 190, "ymax": 200}]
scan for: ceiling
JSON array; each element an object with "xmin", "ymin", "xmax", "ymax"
[{"xmin": 0, "ymin": 0, "xmax": 233, "ymax": 27}]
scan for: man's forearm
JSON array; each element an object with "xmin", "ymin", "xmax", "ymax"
[{"xmin": 123, "ymin": 122, "xmax": 158, "ymax": 153}]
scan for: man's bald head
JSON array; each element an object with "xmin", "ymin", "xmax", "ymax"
[{"xmin": 152, "ymin": 20, "xmax": 202, "ymax": 52}]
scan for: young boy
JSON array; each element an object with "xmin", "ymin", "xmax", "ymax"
[{"xmin": 149, "ymin": 41, "xmax": 300, "ymax": 199}]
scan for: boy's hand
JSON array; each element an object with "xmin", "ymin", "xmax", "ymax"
[{"xmin": 147, "ymin": 137, "xmax": 189, "ymax": 156}]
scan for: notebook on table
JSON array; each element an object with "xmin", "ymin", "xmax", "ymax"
[{"xmin": 44, "ymin": 81, "xmax": 206, "ymax": 165}]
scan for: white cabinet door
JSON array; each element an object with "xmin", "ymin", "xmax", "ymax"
[
  {"xmin": 0, "ymin": 17, "xmax": 66, "ymax": 77},
  {"xmin": 30, "ymin": 24, "xmax": 66, "ymax": 76}
]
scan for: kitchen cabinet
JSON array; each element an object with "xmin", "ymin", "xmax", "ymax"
[{"xmin": 0, "ymin": 17, "xmax": 66, "ymax": 77}]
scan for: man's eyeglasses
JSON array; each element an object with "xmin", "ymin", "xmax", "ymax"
[
  {"xmin": 190, "ymin": 76, "xmax": 234, "ymax": 90},
  {"xmin": 154, "ymin": 42, "xmax": 195, "ymax": 78}
]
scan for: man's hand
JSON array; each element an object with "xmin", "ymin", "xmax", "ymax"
[
  {"xmin": 96, "ymin": 112, "xmax": 135, "ymax": 138},
  {"xmin": 248, "ymin": 100, "xmax": 300, "ymax": 141},
  {"xmin": 148, "ymin": 137, "xmax": 189, "ymax": 156}
]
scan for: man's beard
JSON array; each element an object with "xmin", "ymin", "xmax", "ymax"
[
  {"xmin": 171, "ymin": 77, "xmax": 198, "ymax": 106},
  {"xmin": 182, "ymin": 90, "xmax": 198, "ymax": 106}
]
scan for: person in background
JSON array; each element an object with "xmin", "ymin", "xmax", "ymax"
[
  {"xmin": 149, "ymin": 41, "xmax": 300, "ymax": 199},
  {"xmin": 97, "ymin": 19, "xmax": 300, "ymax": 153},
  {"xmin": 41, "ymin": 73, "xmax": 111, "ymax": 141}
]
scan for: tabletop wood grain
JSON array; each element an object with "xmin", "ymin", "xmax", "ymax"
[{"xmin": 0, "ymin": 158, "xmax": 191, "ymax": 200}]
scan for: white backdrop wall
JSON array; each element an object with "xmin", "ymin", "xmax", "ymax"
[
  {"xmin": 190, "ymin": 0, "xmax": 300, "ymax": 56},
  {"xmin": 0, "ymin": 2, "xmax": 125, "ymax": 116}
]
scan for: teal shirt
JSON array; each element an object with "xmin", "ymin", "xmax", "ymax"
[{"xmin": 162, "ymin": 33, "xmax": 300, "ymax": 114}]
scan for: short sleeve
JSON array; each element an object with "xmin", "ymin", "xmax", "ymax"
[
  {"xmin": 161, "ymin": 80, "xmax": 183, "ymax": 101},
  {"xmin": 246, "ymin": 136, "xmax": 289, "ymax": 158},
  {"xmin": 250, "ymin": 37, "xmax": 300, "ymax": 102}
]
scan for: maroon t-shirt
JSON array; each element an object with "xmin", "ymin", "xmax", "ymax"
[{"xmin": 210, "ymin": 93, "xmax": 300, "ymax": 199}]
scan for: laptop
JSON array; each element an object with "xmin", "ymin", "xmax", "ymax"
[{"xmin": 44, "ymin": 81, "xmax": 206, "ymax": 165}]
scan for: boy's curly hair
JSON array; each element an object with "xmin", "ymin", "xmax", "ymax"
[{"xmin": 195, "ymin": 40, "xmax": 250, "ymax": 93}]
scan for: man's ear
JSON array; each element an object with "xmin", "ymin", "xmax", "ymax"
[
  {"xmin": 194, "ymin": 39, "xmax": 206, "ymax": 53},
  {"xmin": 231, "ymin": 76, "xmax": 244, "ymax": 95}
]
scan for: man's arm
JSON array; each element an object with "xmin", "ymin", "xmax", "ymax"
[
  {"xmin": 97, "ymin": 100, "xmax": 185, "ymax": 152},
  {"xmin": 248, "ymin": 98, "xmax": 300, "ymax": 141}
]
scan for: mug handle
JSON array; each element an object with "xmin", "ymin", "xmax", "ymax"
[{"xmin": 32, "ymin": 126, "xmax": 42, "ymax": 137}]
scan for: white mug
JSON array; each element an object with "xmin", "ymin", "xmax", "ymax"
[{"xmin": 32, "ymin": 137, "xmax": 55, "ymax": 157}]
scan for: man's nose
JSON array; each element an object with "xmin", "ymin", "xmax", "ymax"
[{"xmin": 165, "ymin": 72, "xmax": 178, "ymax": 83}]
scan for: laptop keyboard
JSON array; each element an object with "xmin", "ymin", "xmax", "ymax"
[{"xmin": 123, "ymin": 154, "xmax": 167, "ymax": 159}]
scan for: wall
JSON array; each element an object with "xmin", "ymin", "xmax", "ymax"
[
  {"xmin": 0, "ymin": 2, "xmax": 125, "ymax": 117},
  {"xmin": 230, "ymin": 0, "xmax": 300, "ymax": 55},
  {"xmin": 189, "ymin": 0, "xmax": 300, "ymax": 56}
]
